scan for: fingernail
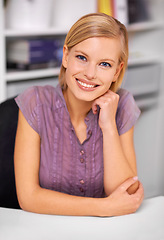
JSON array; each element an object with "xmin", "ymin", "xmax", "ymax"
[
  {"xmin": 133, "ymin": 176, "xmax": 138, "ymax": 181},
  {"xmin": 92, "ymin": 108, "xmax": 97, "ymax": 115}
]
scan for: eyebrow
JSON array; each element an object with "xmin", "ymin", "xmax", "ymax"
[
  {"xmin": 74, "ymin": 50, "xmax": 116, "ymax": 63},
  {"xmin": 75, "ymin": 50, "xmax": 89, "ymax": 58}
]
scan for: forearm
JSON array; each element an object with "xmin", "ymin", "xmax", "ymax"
[
  {"xmin": 18, "ymin": 178, "xmax": 143, "ymax": 217},
  {"xmin": 19, "ymin": 186, "xmax": 104, "ymax": 216},
  {"xmin": 102, "ymin": 126, "xmax": 138, "ymax": 195}
]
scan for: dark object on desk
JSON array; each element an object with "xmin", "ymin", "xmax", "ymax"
[{"xmin": 0, "ymin": 97, "xmax": 20, "ymax": 209}]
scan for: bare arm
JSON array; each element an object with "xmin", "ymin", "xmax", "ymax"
[
  {"xmin": 14, "ymin": 110, "xmax": 143, "ymax": 216},
  {"xmin": 103, "ymin": 125, "xmax": 139, "ymax": 195},
  {"xmin": 92, "ymin": 90, "xmax": 139, "ymax": 196}
]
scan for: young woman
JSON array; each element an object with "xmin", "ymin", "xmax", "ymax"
[{"xmin": 14, "ymin": 13, "xmax": 144, "ymax": 217}]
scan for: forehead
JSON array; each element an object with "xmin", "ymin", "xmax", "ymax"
[{"xmin": 71, "ymin": 37, "xmax": 121, "ymax": 60}]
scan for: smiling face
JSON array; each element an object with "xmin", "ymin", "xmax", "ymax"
[{"xmin": 62, "ymin": 37, "xmax": 123, "ymax": 103}]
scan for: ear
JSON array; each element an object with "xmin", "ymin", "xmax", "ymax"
[
  {"xmin": 62, "ymin": 45, "xmax": 69, "ymax": 68},
  {"xmin": 113, "ymin": 62, "xmax": 124, "ymax": 82}
]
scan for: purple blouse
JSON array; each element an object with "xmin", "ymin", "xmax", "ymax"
[{"xmin": 15, "ymin": 84, "xmax": 140, "ymax": 198}]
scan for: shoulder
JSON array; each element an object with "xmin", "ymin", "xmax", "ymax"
[
  {"xmin": 116, "ymin": 88, "xmax": 141, "ymax": 135},
  {"xmin": 15, "ymin": 84, "xmax": 64, "ymax": 111},
  {"xmin": 117, "ymin": 88, "xmax": 139, "ymax": 112},
  {"xmin": 117, "ymin": 88, "xmax": 133, "ymax": 105},
  {"xmin": 15, "ymin": 85, "xmax": 65, "ymax": 135}
]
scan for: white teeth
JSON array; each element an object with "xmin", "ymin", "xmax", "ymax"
[{"xmin": 77, "ymin": 80, "xmax": 95, "ymax": 88}]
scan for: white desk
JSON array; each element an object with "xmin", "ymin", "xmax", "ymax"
[{"xmin": 0, "ymin": 196, "xmax": 164, "ymax": 240}]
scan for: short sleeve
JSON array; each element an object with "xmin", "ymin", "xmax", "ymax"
[
  {"xmin": 116, "ymin": 88, "xmax": 141, "ymax": 135},
  {"xmin": 15, "ymin": 87, "xmax": 40, "ymax": 134}
]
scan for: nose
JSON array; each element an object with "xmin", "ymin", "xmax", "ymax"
[{"xmin": 84, "ymin": 63, "xmax": 96, "ymax": 80}]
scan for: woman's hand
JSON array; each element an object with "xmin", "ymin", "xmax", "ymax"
[
  {"xmin": 101, "ymin": 177, "xmax": 144, "ymax": 217},
  {"xmin": 92, "ymin": 90, "xmax": 119, "ymax": 131}
]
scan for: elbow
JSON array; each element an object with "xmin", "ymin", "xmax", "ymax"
[
  {"xmin": 127, "ymin": 180, "xmax": 139, "ymax": 195},
  {"xmin": 104, "ymin": 178, "xmax": 140, "ymax": 196},
  {"xmin": 18, "ymin": 200, "xmax": 28, "ymax": 212},
  {"xmin": 17, "ymin": 194, "xmax": 34, "ymax": 212},
  {"xmin": 17, "ymin": 187, "xmax": 40, "ymax": 213}
]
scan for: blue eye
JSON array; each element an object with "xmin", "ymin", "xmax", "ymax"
[
  {"xmin": 76, "ymin": 55, "xmax": 87, "ymax": 61},
  {"xmin": 100, "ymin": 62, "xmax": 111, "ymax": 67}
]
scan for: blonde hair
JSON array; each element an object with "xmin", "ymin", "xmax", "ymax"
[{"xmin": 59, "ymin": 13, "xmax": 129, "ymax": 92}]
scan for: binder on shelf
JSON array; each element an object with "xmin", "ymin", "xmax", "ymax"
[
  {"xmin": 128, "ymin": 0, "xmax": 150, "ymax": 24},
  {"xmin": 7, "ymin": 38, "xmax": 64, "ymax": 70},
  {"xmin": 5, "ymin": 0, "xmax": 53, "ymax": 30},
  {"xmin": 97, "ymin": 0, "xmax": 113, "ymax": 16},
  {"xmin": 113, "ymin": 0, "xmax": 128, "ymax": 26},
  {"xmin": 97, "ymin": 0, "xmax": 128, "ymax": 26}
]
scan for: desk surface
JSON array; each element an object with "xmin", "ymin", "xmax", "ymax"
[{"xmin": 0, "ymin": 196, "xmax": 164, "ymax": 240}]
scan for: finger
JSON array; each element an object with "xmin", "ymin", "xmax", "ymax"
[
  {"xmin": 104, "ymin": 89, "xmax": 114, "ymax": 95},
  {"xmin": 105, "ymin": 90, "xmax": 119, "ymax": 98},
  {"xmin": 92, "ymin": 98, "xmax": 104, "ymax": 114},
  {"xmin": 135, "ymin": 182, "xmax": 144, "ymax": 199},
  {"xmin": 92, "ymin": 102, "xmax": 97, "ymax": 114},
  {"xmin": 119, "ymin": 176, "xmax": 138, "ymax": 192},
  {"xmin": 92, "ymin": 92, "xmax": 119, "ymax": 114}
]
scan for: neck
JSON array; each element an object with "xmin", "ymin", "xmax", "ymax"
[{"xmin": 63, "ymin": 88, "xmax": 92, "ymax": 124}]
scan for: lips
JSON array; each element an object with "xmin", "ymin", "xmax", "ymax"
[{"xmin": 76, "ymin": 78, "xmax": 99, "ymax": 89}]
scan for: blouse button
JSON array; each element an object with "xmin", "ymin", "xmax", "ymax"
[
  {"xmin": 80, "ymin": 179, "xmax": 85, "ymax": 184},
  {"xmin": 88, "ymin": 130, "xmax": 92, "ymax": 135},
  {"xmin": 80, "ymin": 187, "xmax": 84, "ymax": 192},
  {"xmin": 80, "ymin": 150, "xmax": 84, "ymax": 155},
  {"xmin": 80, "ymin": 158, "xmax": 84, "ymax": 163}
]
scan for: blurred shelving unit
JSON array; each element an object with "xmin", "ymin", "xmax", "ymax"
[
  {"xmin": 4, "ymin": 28, "xmax": 68, "ymax": 37},
  {"xmin": 6, "ymin": 67, "xmax": 61, "ymax": 82},
  {"xmin": 127, "ymin": 20, "xmax": 164, "ymax": 32},
  {"xmin": 4, "ymin": 28, "xmax": 67, "ymax": 83},
  {"xmin": 0, "ymin": 0, "xmax": 6, "ymax": 101},
  {"xmin": 0, "ymin": 0, "xmax": 69, "ymax": 102},
  {"xmin": 124, "ymin": 0, "xmax": 164, "ymax": 198},
  {"xmin": 0, "ymin": 0, "xmax": 164, "ymax": 102}
]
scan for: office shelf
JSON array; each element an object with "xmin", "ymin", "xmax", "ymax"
[
  {"xmin": 127, "ymin": 21, "xmax": 164, "ymax": 32},
  {"xmin": 128, "ymin": 53, "xmax": 160, "ymax": 67},
  {"xmin": 5, "ymin": 28, "xmax": 68, "ymax": 37},
  {"xmin": 0, "ymin": 0, "xmax": 164, "ymax": 102},
  {"xmin": 6, "ymin": 67, "xmax": 61, "ymax": 82}
]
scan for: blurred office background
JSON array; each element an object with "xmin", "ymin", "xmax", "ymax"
[{"xmin": 0, "ymin": 0, "xmax": 164, "ymax": 198}]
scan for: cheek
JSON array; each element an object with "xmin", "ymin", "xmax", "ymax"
[
  {"xmin": 104, "ymin": 81, "xmax": 113, "ymax": 91},
  {"xmin": 99, "ymin": 72, "xmax": 114, "ymax": 85},
  {"xmin": 65, "ymin": 63, "xmax": 80, "ymax": 85},
  {"xmin": 100, "ymin": 68, "xmax": 117, "ymax": 83},
  {"xmin": 67, "ymin": 60, "xmax": 82, "ymax": 75}
]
